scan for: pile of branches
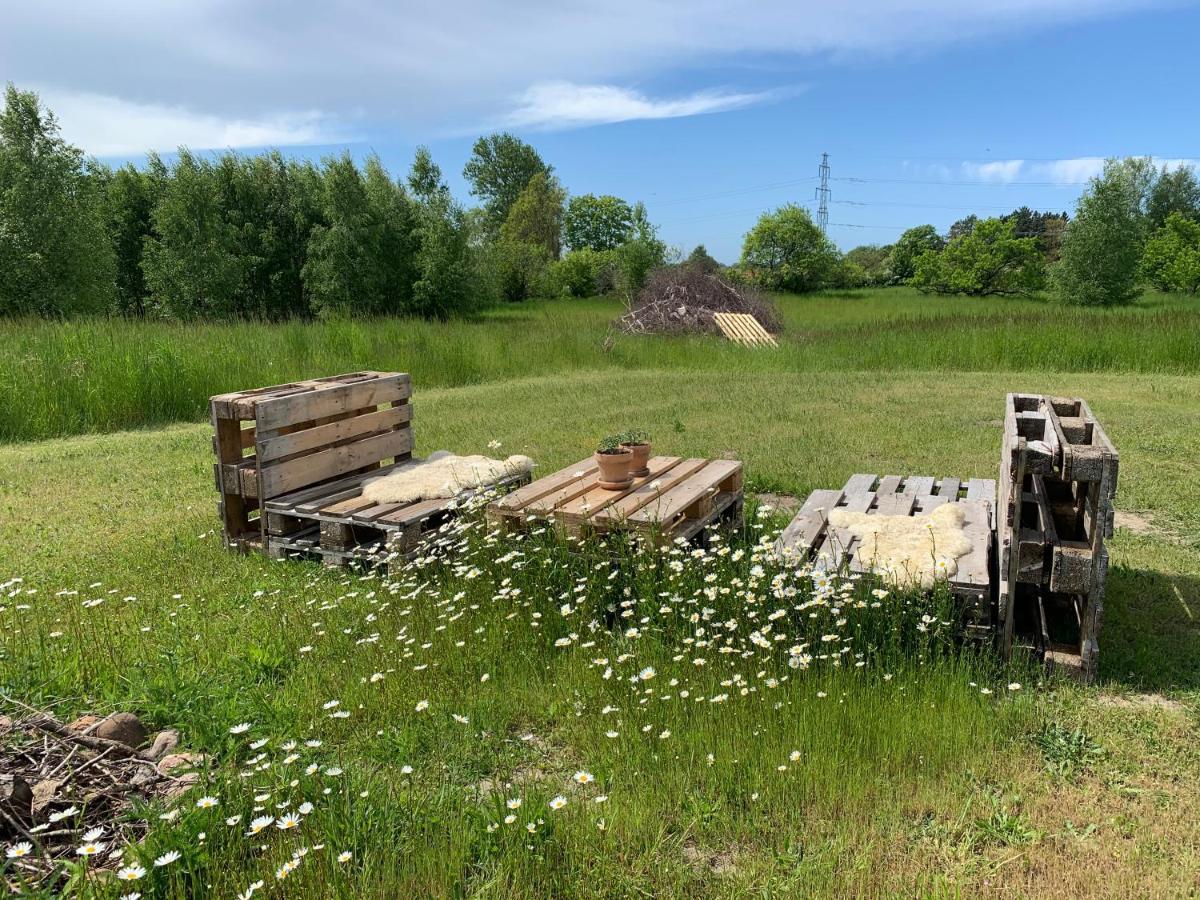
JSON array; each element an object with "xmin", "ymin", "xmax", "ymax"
[
  {"xmin": 617, "ymin": 266, "xmax": 783, "ymax": 337},
  {"xmin": 1, "ymin": 703, "xmax": 202, "ymax": 890}
]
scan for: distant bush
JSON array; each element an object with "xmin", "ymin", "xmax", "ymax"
[
  {"xmin": 546, "ymin": 248, "xmax": 613, "ymax": 297},
  {"xmin": 740, "ymin": 204, "xmax": 839, "ymax": 293},
  {"xmin": 889, "ymin": 225, "xmax": 943, "ymax": 283},
  {"xmin": 911, "ymin": 218, "xmax": 1044, "ymax": 296},
  {"xmin": 1142, "ymin": 213, "xmax": 1200, "ymax": 294}
]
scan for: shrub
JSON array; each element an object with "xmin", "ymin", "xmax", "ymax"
[
  {"xmin": 740, "ymin": 204, "xmax": 839, "ymax": 293},
  {"xmin": 889, "ymin": 225, "xmax": 943, "ymax": 283},
  {"xmin": 911, "ymin": 218, "xmax": 1044, "ymax": 295},
  {"xmin": 546, "ymin": 247, "xmax": 615, "ymax": 298},
  {"xmin": 1141, "ymin": 212, "xmax": 1200, "ymax": 294}
]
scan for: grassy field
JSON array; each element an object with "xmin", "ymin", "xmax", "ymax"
[
  {"xmin": 2, "ymin": 289, "xmax": 1199, "ymax": 897},
  {"xmin": 1, "ymin": 287, "xmax": 1198, "ymax": 443}
]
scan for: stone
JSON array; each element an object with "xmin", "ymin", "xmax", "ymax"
[
  {"xmin": 93, "ymin": 713, "xmax": 147, "ymax": 749},
  {"xmin": 30, "ymin": 778, "xmax": 62, "ymax": 815},
  {"xmin": 157, "ymin": 752, "xmax": 204, "ymax": 776},
  {"xmin": 67, "ymin": 714, "xmax": 101, "ymax": 733},
  {"xmin": 139, "ymin": 729, "xmax": 180, "ymax": 761}
]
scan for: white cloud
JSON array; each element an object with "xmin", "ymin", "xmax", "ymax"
[
  {"xmin": 1027, "ymin": 157, "xmax": 1105, "ymax": 183},
  {"xmin": 500, "ymin": 82, "xmax": 782, "ymax": 130},
  {"xmin": 0, "ymin": 0, "xmax": 1165, "ymax": 138},
  {"xmin": 961, "ymin": 160, "xmax": 1024, "ymax": 183},
  {"xmin": 36, "ymin": 89, "xmax": 341, "ymax": 156}
]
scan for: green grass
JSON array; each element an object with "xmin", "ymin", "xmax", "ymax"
[
  {"xmin": 1, "ymin": 287, "xmax": 1197, "ymax": 442},
  {"xmin": 2, "ymin": 295, "xmax": 1200, "ymax": 896}
]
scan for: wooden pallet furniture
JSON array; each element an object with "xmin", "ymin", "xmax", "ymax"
[
  {"xmin": 712, "ymin": 313, "xmax": 778, "ymax": 348},
  {"xmin": 211, "ymin": 371, "xmax": 411, "ymax": 555},
  {"xmin": 775, "ymin": 473, "xmax": 997, "ymax": 638},
  {"xmin": 999, "ymin": 394, "xmax": 1117, "ymax": 680},
  {"xmin": 211, "ymin": 371, "xmax": 527, "ymax": 566},
  {"xmin": 487, "ymin": 455, "xmax": 744, "ymax": 544}
]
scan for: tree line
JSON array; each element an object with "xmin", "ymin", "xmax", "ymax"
[
  {"xmin": 0, "ymin": 85, "xmax": 667, "ymax": 319},
  {"xmin": 736, "ymin": 157, "xmax": 1200, "ymax": 303}
]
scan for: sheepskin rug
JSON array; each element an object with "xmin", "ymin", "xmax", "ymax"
[
  {"xmin": 361, "ymin": 451, "xmax": 534, "ymax": 505},
  {"xmin": 826, "ymin": 503, "xmax": 973, "ymax": 589}
]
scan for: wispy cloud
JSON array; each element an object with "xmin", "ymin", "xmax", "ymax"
[
  {"xmin": 499, "ymin": 81, "xmax": 786, "ymax": 130},
  {"xmin": 958, "ymin": 156, "xmax": 1199, "ymax": 185},
  {"xmin": 961, "ymin": 159, "xmax": 1024, "ymax": 183},
  {"xmin": 34, "ymin": 88, "xmax": 344, "ymax": 156}
]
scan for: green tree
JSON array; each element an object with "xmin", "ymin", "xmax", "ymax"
[
  {"xmin": 685, "ymin": 244, "xmax": 721, "ymax": 274},
  {"xmin": 889, "ymin": 225, "xmax": 943, "ymax": 282},
  {"xmin": 612, "ymin": 202, "xmax": 668, "ymax": 295},
  {"xmin": 740, "ymin": 204, "xmax": 840, "ymax": 293},
  {"xmin": 410, "ymin": 148, "xmax": 475, "ymax": 318},
  {"xmin": 302, "ymin": 153, "xmax": 418, "ymax": 318},
  {"xmin": 1141, "ymin": 212, "xmax": 1200, "ymax": 294},
  {"xmin": 1147, "ymin": 164, "xmax": 1200, "ymax": 231},
  {"xmin": 500, "ymin": 171, "xmax": 565, "ymax": 259},
  {"xmin": 0, "ymin": 84, "xmax": 115, "ymax": 316},
  {"xmin": 911, "ymin": 217, "xmax": 1043, "ymax": 295},
  {"xmin": 564, "ymin": 194, "xmax": 634, "ymax": 251},
  {"xmin": 102, "ymin": 159, "xmax": 161, "ymax": 316},
  {"xmin": 463, "ymin": 133, "xmax": 550, "ymax": 233},
  {"xmin": 1053, "ymin": 157, "xmax": 1148, "ymax": 306},
  {"xmin": 843, "ymin": 244, "xmax": 893, "ymax": 285},
  {"xmin": 142, "ymin": 149, "xmax": 246, "ymax": 318}
]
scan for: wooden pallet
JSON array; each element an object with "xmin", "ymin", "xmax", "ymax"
[
  {"xmin": 775, "ymin": 473, "xmax": 997, "ymax": 637},
  {"xmin": 713, "ymin": 313, "xmax": 778, "ymax": 348},
  {"xmin": 999, "ymin": 394, "xmax": 1118, "ymax": 680},
  {"xmin": 265, "ymin": 468, "xmax": 530, "ymax": 567},
  {"xmin": 209, "ymin": 371, "xmax": 412, "ymax": 555},
  {"xmin": 487, "ymin": 455, "xmax": 745, "ymax": 543}
]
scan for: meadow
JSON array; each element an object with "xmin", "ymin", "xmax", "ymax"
[
  {"xmin": 2, "ymin": 287, "xmax": 1199, "ymax": 897},
  {"xmin": 2, "ymin": 288, "xmax": 1199, "ymax": 443}
]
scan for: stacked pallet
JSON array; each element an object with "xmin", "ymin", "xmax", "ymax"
[
  {"xmin": 209, "ymin": 372, "xmax": 414, "ymax": 557},
  {"xmin": 998, "ymin": 394, "xmax": 1118, "ymax": 679},
  {"xmin": 775, "ymin": 473, "xmax": 997, "ymax": 639}
]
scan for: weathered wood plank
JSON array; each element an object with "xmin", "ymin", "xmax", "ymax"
[
  {"xmin": 254, "ymin": 374, "xmax": 411, "ymax": 432},
  {"xmin": 255, "ymin": 428, "xmax": 413, "ymax": 499},
  {"xmin": 257, "ymin": 404, "xmax": 410, "ymax": 462},
  {"xmin": 491, "ymin": 459, "xmax": 599, "ymax": 512},
  {"xmin": 628, "ymin": 459, "xmax": 742, "ymax": 525}
]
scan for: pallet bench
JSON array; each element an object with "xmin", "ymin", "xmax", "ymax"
[
  {"xmin": 487, "ymin": 455, "xmax": 744, "ymax": 544},
  {"xmin": 999, "ymin": 394, "xmax": 1118, "ymax": 679},
  {"xmin": 775, "ymin": 473, "xmax": 997, "ymax": 638},
  {"xmin": 210, "ymin": 371, "xmax": 528, "ymax": 567}
]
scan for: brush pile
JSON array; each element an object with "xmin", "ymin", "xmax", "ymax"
[
  {"xmin": 617, "ymin": 265, "xmax": 782, "ymax": 337},
  {"xmin": 1, "ymin": 707, "xmax": 202, "ymax": 890}
]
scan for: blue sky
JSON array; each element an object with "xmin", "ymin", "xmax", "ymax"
[{"xmin": 4, "ymin": 0, "xmax": 1198, "ymax": 260}]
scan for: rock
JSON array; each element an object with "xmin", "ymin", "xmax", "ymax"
[
  {"xmin": 93, "ymin": 713, "xmax": 147, "ymax": 749},
  {"xmin": 0, "ymin": 775, "xmax": 33, "ymax": 827},
  {"xmin": 157, "ymin": 752, "xmax": 204, "ymax": 776},
  {"xmin": 139, "ymin": 729, "xmax": 180, "ymax": 761},
  {"xmin": 30, "ymin": 778, "xmax": 63, "ymax": 815},
  {"xmin": 68, "ymin": 714, "xmax": 101, "ymax": 733},
  {"xmin": 0, "ymin": 714, "xmax": 13, "ymax": 733}
]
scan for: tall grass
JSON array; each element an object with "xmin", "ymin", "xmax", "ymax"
[{"xmin": 1, "ymin": 288, "xmax": 1196, "ymax": 443}]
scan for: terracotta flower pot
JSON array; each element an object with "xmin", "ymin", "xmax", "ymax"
[
  {"xmin": 594, "ymin": 448, "xmax": 634, "ymax": 490},
  {"xmin": 621, "ymin": 441, "xmax": 651, "ymax": 478}
]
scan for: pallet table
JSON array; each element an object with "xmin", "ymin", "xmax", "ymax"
[
  {"xmin": 775, "ymin": 473, "xmax": 997, "ymax": 639},
  {"xmin": 487, "ymin": 455, "xmax": 744, "ymax": 543},
  {"xmin": 712, "ymin": 313, "xmax": 778, "ymax": 348}
]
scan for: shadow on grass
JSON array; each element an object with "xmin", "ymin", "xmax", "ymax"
[{"xmin": 1100, "ymin": 565, "xmax": 1200, "ymax": 692}]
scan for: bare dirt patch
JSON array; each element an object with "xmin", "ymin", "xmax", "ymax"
[
  {"xmin": 1096, "ymin": 692, "xmax": 1188, "ymax": 714},
  {"xmin": 682, "ymin": 839, "xmax": 740, "ymax": 876},
  {"xmin": 752, "ymin": 492, "xmax": 800, "ymax": 514}
]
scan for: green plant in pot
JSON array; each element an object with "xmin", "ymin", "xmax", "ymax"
[
  {"xmin": 594, "ymin": 434, "xmax": 634, "ymax": 490},
  {"xmin": 620, "ymin": 429, "xmax": 652, "ymax": 478}
]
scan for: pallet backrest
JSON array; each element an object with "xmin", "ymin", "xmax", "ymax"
[{"xmin": 249, "ymin": 373, "xmax": 413, "ymax": 501}]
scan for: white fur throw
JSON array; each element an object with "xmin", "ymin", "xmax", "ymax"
[
  {"xmin": 826, "ymin": 503, "xmax": 973, "ymax": 589},
  {"xmin": 361, "ymin": 451, "xmax": 534, "ymax": 505}
]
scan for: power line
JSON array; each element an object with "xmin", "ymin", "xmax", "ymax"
[
  {"xmin": 834, "ymin": 176, "xmax": 1087, "ymax": 188},
  {"xmin": 650, "ymin": 176, "xmax": 818, "ymax": 207}
]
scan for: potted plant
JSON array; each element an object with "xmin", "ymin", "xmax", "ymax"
[
  {"xmin": 620, "ymin": 429, "xmax": 652, "ymax": 478},
  {"xmin": 594, "ymin": 434, "xmax": 634, "ymax": 490}
]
